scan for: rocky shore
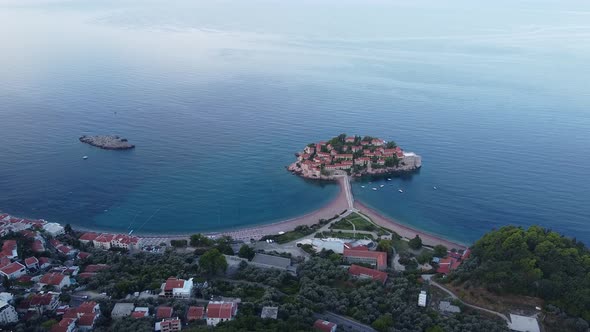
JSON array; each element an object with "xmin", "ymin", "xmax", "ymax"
[{"xmin": 79, "ymin": 135, "xmax": 135, "ymax": 150}]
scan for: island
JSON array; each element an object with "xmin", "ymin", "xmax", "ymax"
[
  {"xmin": 288, "ymin": 134, "xmax": 421, "ymax": 179},
  {"xmin": 79, "ymin": 135, "xmax": 135, "ymax": 150}
]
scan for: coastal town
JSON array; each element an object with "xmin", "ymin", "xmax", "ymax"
[
  {"xmin": 288, "ymin": 134, "xmax": 421, "ymax": 179},
  {"xmin": 0, "ymin": 210, "xmax": 550, "ymax": 332}
]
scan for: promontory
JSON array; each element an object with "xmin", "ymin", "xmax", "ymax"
[
  {"xmin": 288, "ymin": 134, "xmax": 421, "ymax": 179},
  {"xmin": 79, "ymin": 135, "xmax": 135, "ymax": 150}
]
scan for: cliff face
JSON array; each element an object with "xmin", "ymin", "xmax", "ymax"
[{"xmin": 79, "ymin": 135, "xmax": 135, "ymax": 150}]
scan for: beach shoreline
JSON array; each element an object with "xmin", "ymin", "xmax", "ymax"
[
  {"xmin": 2, "ymin": 177, "xmax": 469, "ymax": 250},
  {"xmin": 353, "ymin": 200, "xmax": 467, "ymax": 250}
]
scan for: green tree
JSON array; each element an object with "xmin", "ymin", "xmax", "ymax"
[
  {"xmin": 376, "ymin": 239, "xmax": 393, "ymax": 253},
  {"xmin": 426, "ymin": 325, "xmax": 445, "ymax": 332},
  {"xmin": 372, "ymin": 314, "xmax": 394, "ymax": 332},
  {"xmin": 64, "ymin": 223, "xmax": 73, "ymax": 234},
  {"xmin": 409, "ymin": 235, "xmax": 423, "ymax": 250},
  {"xmin": 238, "ymin": 245, "xmax": 255, "ymax": 261},
  {"xmin": 433, "ymin": 245, "xmax": 448, "ymax": 257},
  {"xmin": 199, "ymin": 249, "xmax": 228, "ymax": 276},
  {"xmin": 190, "ymin": 234, "xmax": 213, "ymax": 247},
  {"xmin": 41, "ymin": 319, "xmax": 58, "ymax": 330}
]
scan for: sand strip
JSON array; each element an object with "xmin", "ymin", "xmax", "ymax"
[{"xmin": 354, "ymin": 200, "xmax": 467, "ymax": 250}]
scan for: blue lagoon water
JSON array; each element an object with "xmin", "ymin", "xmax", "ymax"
[{"xmin": 1, "ymin": 0, "xmax": 589, "ymax": 243}]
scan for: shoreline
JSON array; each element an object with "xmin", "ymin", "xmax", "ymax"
[
  {"xmin": 2, "ymin": 178, "xmax": 469, "ymax": 250},
  {"xmin": 353, "ymin": 200, "xmax": 468, "ymax": 250}
]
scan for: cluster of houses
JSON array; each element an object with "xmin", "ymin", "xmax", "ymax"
[
  {"xmin": 109, "ymin": 296, "xmax": 239, "ymax": 332},
  {"xmin": 78, "ymin": 232, "xmax": 140, "ymax": 250},
  {"xmin": 434, "ymin": 249, "xmax": 471, "ymax": 275},
  {"xmin": 291, "ymin": 136, "xmax": 417, "ymax": 178}
]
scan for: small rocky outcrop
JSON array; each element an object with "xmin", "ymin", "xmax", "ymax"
[{"xmin": 79, "ymin": 135, "xmax": 135, "ymax": 150}]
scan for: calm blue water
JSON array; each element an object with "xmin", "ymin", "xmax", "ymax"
[{"xmin": 1, "ymin": 0, "xmax": 589, "ymax": 243}]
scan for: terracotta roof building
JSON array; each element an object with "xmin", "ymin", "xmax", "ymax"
[
  {"xmin": 206, "ymin": 301, "xmax": 237, "ymax": 326},
  {"xmin": 343, "ymin": 245, "xmax": 387, "ymax": 271},
  {"xmin": 348, "ymin": 264, "xmax": 388, "ymax": 284},
  {"xmin": 313, "ymin": 319, "xmax": 337, "ymax": 332},
  {"xmin": 186, "ymin": 306, "xmax": 204, "ymax": 321}
]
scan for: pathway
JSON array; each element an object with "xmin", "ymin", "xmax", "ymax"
[
  {"xmin": 423, "ymin": 275, "xmax": 509, "ymax": 323},
  {"xmin": 315, "ymin": 312, "xmax": 377, "ymax": 332}
]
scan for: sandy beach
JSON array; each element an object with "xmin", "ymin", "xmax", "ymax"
[
  {"xmin": 353, "ymin": 200, "xmax": 467, "ymax": 250},
  {"xmin": 137, "ymin": 176, "xmax": 468, "ymax": 251},
  {"xmin": 206, "ymin": 177, "xmax": 350, "ymax": 241}
]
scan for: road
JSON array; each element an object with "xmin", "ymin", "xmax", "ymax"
[
  {"xmin": 315, "ymin": 311, "xmax": 376, "ymax": 332},
  {"xmin": 423, "ymin": 275, "xmax": 509, "ymax": 323}
]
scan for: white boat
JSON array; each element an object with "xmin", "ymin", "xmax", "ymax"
[
  {"xmin": 433, "ymin": 186, "xmax": 437, "ymax": 190},
  {"xmin": 372, "ymin": 188, "xmax": 377, "ymax": 191},
  {"xmin": 361, "ymin": 186, "xmax": 365, "ymax": 188},
  {"xmin": 398, "ymin": 189, "xmax": 403, "ymax": 193},
  {"xmin": 83, "ymin": 156, "xmax": 88, "ymax": 160},
  {"xmin": 387, "ymin": 178, "xmax": 391, "ymax": 181},
  {"xmin": 380, "ymin": 185, "xmax": 384, "ymax": 188}
]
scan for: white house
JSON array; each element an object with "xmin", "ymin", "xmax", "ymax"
[
  {"xmin": 206, "ymin": 302, "xmax": 237, "ymax": 326},
  {"xmin": 0, "ymin": 301, "xmax": 18, "ymax": 325},
  {"xmin": 418, "ymin": 291, "xmax": 427, "ymax": 307},
  {"xmin": 162, "ymin": 277, "xmax": 193, "ymax": 298},
  {"xmin": 42, "ymin": 223, "xmax": 64, "ymax": 236},
  {"xmin": 0, "ymin": 262, "xmax": 26, "ymax": 280},
  {"xmin": 39, "ymin": 273, "xmax": 70, "ymax": 290}
]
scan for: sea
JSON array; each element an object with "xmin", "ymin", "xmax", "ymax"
[{"xmin": 1, "ymin": 0, "xmax": 589, "ymax": 244}]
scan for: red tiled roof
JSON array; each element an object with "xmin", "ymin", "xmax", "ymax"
[
  {"xmin": 50, "ymin": 239, "xmax": 61, "ymax": 247},
  {"xmin": 39, "ymin": 257, "xmax": 51, "ymax": 265},
  {"xmin": 436, "ymin": 257, "xmax": 456, "ymax": 274},
  {"xmin": 206, "ymin": 302, "xmax": 235, "ymax": 319},
  {"xmin": 348, "ymin": 264, "xmax": 388, "ymax": 284},
  {"xmin": 77, "ymin": 301, "xmax": 97, "ymax": 314},
  {"xmin": 187, "ymin": 306, "xmax": 204, "ymax": 320},
  {"xmin": 1, "ymin": 240, "xmax": 17, "ymax": 257},
  {"xmin": 157, "ymin": 306, "xmax": 173, "ymax": 319},
  {"xmin": 40, "ymin": 272, "xmax": 66, "ymax": 285},
  {"xmin": 32, "ymin": 240, "xmax": 45, "ymax": 252},
  {"xmin": 30, "ymin": 293, "xmax": 55, "ymax": 306},
  {"xmin": 25, "ymin": 257, "xmax": 39, "ymax": 266},
  {"xmin": 78, "ymin": 313, "xmax": 96, "ymax": 326},
  {"xmin": 79, "ymin": 232, "xmax": 99, "ymax": 241},
  {"xmin": 314, "ymin": 319, "xmax": 337, "ymax": 332},
  {"xmin": 164, "ymin": 277, "xmax": 185, "ymax": 291},
  {"xmin": 77, "ymin": 252, "xmax": 91, "ymax": 260},
  {"xmin": 51, "ymin": 318, "xmax": 75, "ymax": 332},
  {"xmin": 343, "ymin": 246, "xmax": 387, "ymax": 270},
  {"xmin": 0, "ymin": 262, "xmax": 25, "ymax": 275},
  {"xmin": 17, "ymin": 275, "xmax": 32, "ymax": 283},
  {"xmin": 94, "ymin": 234, "xmax": 115, "ymax": 243},
  {"xmin": 131, "ymin": 311, "xmax": 147, "ymax": 319},
  {"xmin": 63, "ymin": 308, "xmax": 78, "ymax": 319}
]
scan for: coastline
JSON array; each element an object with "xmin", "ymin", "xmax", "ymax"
[
  {"xmin": 353, "ymin": 200, "xmax": 468, "ymax": 250},
  {"xmin": 2, "ymin": 179, "xmax": 469, "ymax": 250}
]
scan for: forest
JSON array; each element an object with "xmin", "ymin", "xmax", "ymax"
[{"xmin": 450, "ymin": 225, "xmax": 590, "ymax": 322}]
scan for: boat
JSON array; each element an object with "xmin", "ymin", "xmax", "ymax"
[
  {"xmin": 433, "ymin": 186, "xmax": 437, "ymax": 190},
  {"xmin": 361, "ymin": 186, "xmax": 365, "ymax": 188},
  {"xmin": 372, "ymin": 188, "xmax": 377, "ymax": 191},
  {"xmin": 82, "ymin": 156, "xmax": 88, "ymax": 160},
  {"xmin": 380, "ymin": 185, "xmax": 384, "ymax": 188},
  {"xmin": 398, "ymin": 189, "xmax": 403, "ymax": 193},
  {"xmin": 387, "ymin": 178, "xmax": 391, "ymax": 181}
]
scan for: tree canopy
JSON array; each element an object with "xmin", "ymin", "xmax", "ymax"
[
  {"xmin": 452, "ymin": 225, "xmax": 590, "ymax": 321},
  {"xmin": 409, "ymin": 235, "xmax": 423, "ymax": 250},
  {"xmin": 199, "ymin": 248, "xmax": 228, "ymax": 276}
]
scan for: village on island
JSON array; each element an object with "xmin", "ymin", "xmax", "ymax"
[{"xmin": 288, "ymin": 134, "xmax": 421, "ymax": 179}]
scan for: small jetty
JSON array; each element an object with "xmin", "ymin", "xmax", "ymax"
[{"xmin": 79, "ymin": 135, "xmax": 135, "ymax": 150}]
